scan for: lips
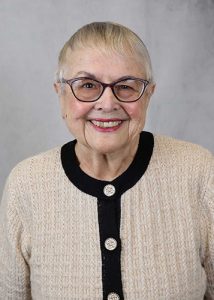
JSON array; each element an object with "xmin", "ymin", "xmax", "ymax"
[
  {"xmin": 89, "ymin": 118, "xmax": 125, "ymax": 132},
  {"xmin": 91, "ymin": 120, "xmax": 122, "ymax": 128}
]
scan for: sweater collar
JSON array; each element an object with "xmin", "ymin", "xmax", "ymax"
[{"xmin": 61, "ymin": 131, "xmax": 154, "ymax": 199}]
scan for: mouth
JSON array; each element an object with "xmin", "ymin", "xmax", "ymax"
[
  {"xmin": 90, "ymin": 120, "xmax": 122, "ymax": 128},
  {"xmin": 89, "ymin": 119, "xmax": 125, "ymax": 132}
]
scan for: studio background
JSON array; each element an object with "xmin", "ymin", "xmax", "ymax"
[{"xmin": 0, "ymin": 0, "xmax": 214, "ymax": 197}]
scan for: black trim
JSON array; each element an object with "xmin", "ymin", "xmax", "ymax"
[
  {"xmin": 98, "ymin": 197, "xmax": 123, "ymax": 300},
  {"xmin": 61, "ymin": 131, "xmax": 154, "ymax": 200},
  {"xmin": 61, "ymin": 131, "xmax": 154, "ymax": 300}
]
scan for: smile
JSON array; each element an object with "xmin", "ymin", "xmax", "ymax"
[{"xmin": 91, "ymin": 120, "xmax": 122, "ymax": 128}]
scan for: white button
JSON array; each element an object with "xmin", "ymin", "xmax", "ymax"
[
  {"xmin": 107, "ymin": 292, "xmax": 120, "ymax": 300},
  {"xmin": 103, "ymin": 184, "xmax": 116, "ymax": 196},
  {"xmin": 105, "ymin": 238, "xmax": 117, "ymax": 251}
]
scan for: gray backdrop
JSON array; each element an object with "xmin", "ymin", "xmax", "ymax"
[{"xmin": 0, "ymin": 0, "xmax": 214, "ymax": 196}]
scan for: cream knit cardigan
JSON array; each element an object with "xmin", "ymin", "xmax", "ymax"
[{"xmin": 0, "ymin": 134, "xmax": 213, "ymax": 300}]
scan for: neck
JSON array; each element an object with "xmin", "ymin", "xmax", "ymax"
[{"xmin": 75, "ymin": 137, "xmax": 140, "ymax": 181}]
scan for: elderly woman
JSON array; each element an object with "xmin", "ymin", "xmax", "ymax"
[{"xmin": 0, "ymin": 22, "xmax": 213, "ymax": 300}]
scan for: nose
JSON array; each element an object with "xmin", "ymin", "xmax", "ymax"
[{"xmin": 94, "ymin": 87, "xmax": 120, "ymax": 112}]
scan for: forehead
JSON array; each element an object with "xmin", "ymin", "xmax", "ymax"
[{"xmin": 63, "ymin": 47, "xmax": 146, "ymax": 80}]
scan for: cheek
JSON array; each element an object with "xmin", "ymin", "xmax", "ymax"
[
  {"xmin": 63, "ymin": 97, "xmax": 92, "ymax": 120},
  {"xmin": 124, "ymin": 102, "xmax": 145, "ymax": 119}
]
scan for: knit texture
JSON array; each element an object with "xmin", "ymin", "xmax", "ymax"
[{"xmin": 0, "ymin": 134, "xmax": 213, "ymax": 299}]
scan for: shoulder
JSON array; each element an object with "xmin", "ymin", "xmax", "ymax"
[
  {"xmin": 6, "ymin": 146, "xmax": 62, "ymax": 190},
  {"xmin": 152, "ymin": 134, "xmax": 213, "ymax": 186},
  {"xmin": 1, "ymin": 146, "xmax": 62, "ymax": 226},
  {"xmin": 151, "ymin": 134, "xmax": 214, "ymax": 203},
  {"xmin": 153, "ymin": 134, "xmax": 213, "ymax": 165}
]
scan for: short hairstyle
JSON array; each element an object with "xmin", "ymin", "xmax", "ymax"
[{"xmin": 56, "ymin": 22, "xmax": 153, "ymax": 82}]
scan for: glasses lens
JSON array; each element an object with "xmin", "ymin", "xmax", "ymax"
[
  {"xmin": 72, "ymin": 78, "xmax": 102, "ymax": 101},
  {"xmin": 114, "ymin": 79, "xmax": 145, "ymax": 101}
]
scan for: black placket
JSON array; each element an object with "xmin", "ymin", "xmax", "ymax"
[
  {"xmin": 61, "ymin": 131, "xmax": 154, "ymax": 300},
  {"xmin": 98, "ymin": 195, "xmax": 123, "ymax": 300}
]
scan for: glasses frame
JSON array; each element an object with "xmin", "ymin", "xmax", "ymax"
[{"xmin": 60, "ymin": 76, "xmax": 150, "ymax": 103}]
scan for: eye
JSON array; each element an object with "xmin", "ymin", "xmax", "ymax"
[
  {"xmin": 116, "ymin": 84, "xmax": 134, "ymax": 90},
  {"xmin": 82, "ymin": 82, "xmax": 96, "ymax": 89},
  {"xmin": 119, "ymin": 85, "xmax": 130, "ymax": 89},
  {"xmin": 75, "ymin": 79, "xmax": 100, "ymax": 90}
]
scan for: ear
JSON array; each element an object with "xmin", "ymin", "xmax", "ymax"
[
  {"xmin": 144, "ymin": 83, "xmax": 156, "ymax": 109},
  {"xmin": 54, "ymin": 82, "xmax": 61, "ymax": 95},
  {"xmin": 54, "ymin": 83, "xmax": 66, "ymax": 119},
  {"xmin": 148, "ymin": 83, "xmax": 156, "ymax": 96},
  {"xmin": 59, "ymin": 96, "xmax": 67, "ymax": 120}
]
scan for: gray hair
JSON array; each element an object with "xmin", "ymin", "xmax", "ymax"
[{"xmin": 56, "ymin": 22, "xmax": 153, "ymax": 83}]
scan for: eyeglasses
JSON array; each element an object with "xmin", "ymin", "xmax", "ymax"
[{"xmin": 60, "ymin": 76, "xmax": 150, "ymax": 102}]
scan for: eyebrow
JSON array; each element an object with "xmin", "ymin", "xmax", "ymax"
[
  {"xmin": 74, "ymin": 71, "xmax": 96, "ymax": 79},
  {"xmin": 73, "ymin": 71, "xmax": 139, "ymax": 81}
]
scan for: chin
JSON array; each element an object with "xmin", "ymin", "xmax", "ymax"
[{"xmin": 90, "ymin": 142, "xmax": 125, "ymax": 154}]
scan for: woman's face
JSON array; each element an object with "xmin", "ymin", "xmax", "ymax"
[{"xmin": 56, "ymin": 48, "xmax": 155, "ymax": 154}]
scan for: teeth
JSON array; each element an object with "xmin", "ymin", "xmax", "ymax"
[{"xmin": 91, "ymin": 120, "xmax": 122, "ymax": 128}]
